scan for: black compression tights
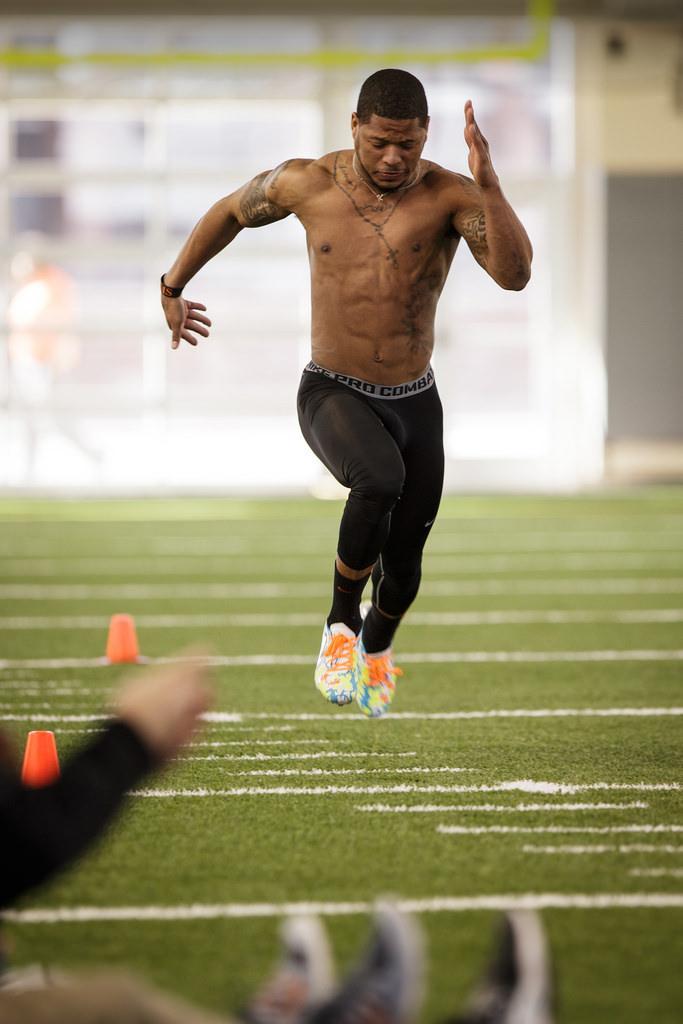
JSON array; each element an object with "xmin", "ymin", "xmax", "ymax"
[{"xmin": 297, "ymin": 370, "xmax": 444, "ymax": 623}]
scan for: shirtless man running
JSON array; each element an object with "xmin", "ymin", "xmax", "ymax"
[{"xmin": 161, "ymin": 68, "xmax": 532, "ymax": 718}]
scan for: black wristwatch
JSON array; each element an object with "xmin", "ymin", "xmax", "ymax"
[{"xmin": 161, "ymin": 273, "xmax": 183, "ymax": 298}]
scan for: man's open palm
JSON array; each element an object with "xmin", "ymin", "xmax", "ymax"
[
  {"xmin": 162, "ymin": 296, "xmax": 212, "ymax": 350},
  {"xmin": 464, "ymin": 100, "xmax": 499, "ymax": 190}
]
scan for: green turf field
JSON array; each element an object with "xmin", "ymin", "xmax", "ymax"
[{"xmin": 1, "ymin": 490, "xmax": 681, "ymax": 1022}]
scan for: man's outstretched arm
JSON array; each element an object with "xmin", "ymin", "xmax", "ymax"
[
  {"xmin": 452, "ymin": 100, "xmax": 532, "ymax": 292},
  {"xmin": 161, "ymin": 159, "xmax": 310, "ymax": 349}
]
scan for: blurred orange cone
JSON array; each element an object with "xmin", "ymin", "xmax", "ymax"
[
  {"xmin": 105, "ymin": 613, "xmax": 141, "ymax": 664},
  {"xmin": 21, "ymin": 730, "xmax": 60, "ymax": 787}
]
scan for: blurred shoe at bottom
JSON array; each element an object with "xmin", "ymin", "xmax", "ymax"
[
  {"xmin": 241, "ymin": 915, "xmax": 336, "ymax": 1024},
  {"xmin": 448, "ymin": 910, "xmax": 555, "ymax": 1024},
  {"xmin": 307, "ymin": 903, "xmax": 424, "ymax": 1024}
]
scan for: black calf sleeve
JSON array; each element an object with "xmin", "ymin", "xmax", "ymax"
[
  {"xmin": 361, "ymin": 604, "xmax": 401, "ymax": 654},
  {"xmin": 372, "ymin": 556, "xmax": 422, "ymax": 618},
  {"xmin": 361, "ymin": 557, "xmax": 422, "ymax": 653},
  {"xmin": 327, "ymin": 563, "xmax": 370, "ymax": 634}
]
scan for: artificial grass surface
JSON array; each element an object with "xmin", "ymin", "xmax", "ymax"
[{"xmin": 1, "ymin": 490, "xmax": 682, "ymax": 1022}]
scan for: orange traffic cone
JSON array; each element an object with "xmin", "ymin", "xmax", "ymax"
[
  {"xmin": 21, "ymin": 731, "xmax": 60, "ymax": 787},
  {"xmin": 105, "ymin": 613, "xmax": 141, "ymax": 664}
]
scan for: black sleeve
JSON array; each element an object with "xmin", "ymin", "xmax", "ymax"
[{"xmin": 0, "ymin": 721, "xmax": 156, "ymax": 908}]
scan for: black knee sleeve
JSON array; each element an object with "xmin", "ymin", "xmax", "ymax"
[
  {"xmin": 371, "ymin": 557, "xmax": 422, "ymax": 618},
  {"xmin": 337, "ymin": 472, "xmax": 405, "ymax": 570},
  {"xmin": 353, "ymin": 463, "xmax": 405, "ymax": 519}
]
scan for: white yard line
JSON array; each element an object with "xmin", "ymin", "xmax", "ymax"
[
  {"xmin": 1, "ymin": 709, "xmax": 681, "ymax": 726},
  {"xmin": 357, "ymin": 802, "xmax": 649, "ymax": 813},
  {"xmin": 0, "ymin": 692, "xmax": 97, "ymax": 700},
  {"xmin": 0, "ymin": 701, "xmax": 87, "ymax": 712},
  {"xmin": 201, "ymin": 726, "xmax": 297, "ymax": 734},
  {"xmin": 391, "ymin": 610, "xmax": 683, "ymax": 625},
  {"xmin": 424, "ymin": 579, "xmax": 683, "ymax": 595},
  {"xmin": 4, "ymin": 893, "xmax": 683, "ymax": 924},
  {"xmin": 2, "ymin": 578, "xmax": 683, "ymax": 600},
  {"xmin": 425, "ymin": 554, "xmax": 683, "ymax": 572},
  {"xmin": 2, "ymin": 609, "xmax": 682, "ymax": 630},
  {"xmin": 0, "ymin": 691, "xmax": 97, "ymax": 702},
  {"xmin": 51, "ymin": 725, "xmax": 240, "ymax": 734},
  {"xmin": 128, "ymin": 782, "xmax": 680, "ymax": 798},
  {"xmin": 426, "ymin": 532, "xmax": 683, "ymax": 551},
  {"xmin": 32, "ymin": 695, "xmax": 660, "ymax": 715},
  {"xmin": 409, "ymin": 651, "xmax": 683, "ymax": 664},
  {"xmin": 2, "ymin": 552, "xmax": 682, "ymax": 576},
  {"xmin": 0, "ymin": 681, "xmax": 93, "ymax": 692},
  {"xmin": 1, "ymin": 651, "xmax": 682, "ymax": 670},
  {"xmin": 2, "ymin": 509, "xmax": 682, "ymax": 525},
  {"xmin": 0, "ymin": 541, "xmax": 251, "ymax": 558},
  {"xmin": 0, "ymin": 714, "xmax": 108, "ymax": 722},
  {"xmin": 174, "ymin": 750, "xmax": 418, "ymax": 762},
  {"xmin": 189, "ymin": 739, "xmax": 333, "ymax": 748},
  {"xmin": 522, "ymin": 845, "xmax": 683, "ymax": 855},
  {"xmin": 2, "ymin": 530, "xmax": 682, "ymax": 560},
  {"xmin": 629, "ymin": 868, "xmax": 683, "ymax": 878},
  {"xmin": 0, "ymin": 583, "xmax": 325, "ymax": 600},
  {"xmin": 131, "ymin": 785, "xmax": 498, "ymax": 798},
  {"xmin": 438, "ymin": 825, "xmax": 683, "ymax": 835},
  {"xmin": 227, "ymin": 766, "xmax": 475, "ymax": 778},
  {"xmin": 228, "ymin": 709, "xmax": 682, "ymax": 722}
]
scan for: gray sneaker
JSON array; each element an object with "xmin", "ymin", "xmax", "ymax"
[
  {"xmin": 307, "ymin": 904, "xmax": 424, "ymax": 1024},
  {"xmin": 452, "ymin": 911, "xmax": 555, "ymax": 1024},
  {"xmin": 242, "ymin": 916, "xmax": 336, "ymax": 1024}
]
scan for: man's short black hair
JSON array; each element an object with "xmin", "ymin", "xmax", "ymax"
[{"xmin": 356, "ymin": 69, "xmax": 428, "ymax": 127}]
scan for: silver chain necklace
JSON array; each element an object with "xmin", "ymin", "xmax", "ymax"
[{"xmin": 352, "ymin": 153, "xmax": 422, "ymax": 202}]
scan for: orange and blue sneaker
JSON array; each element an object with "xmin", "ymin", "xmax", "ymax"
[
  {"xmin": 314, "ymin": 622, "xmax": 358, "ymax": 706},
  {"xmin": 355, "ymin": 637, "xmax": 403, "ymax": 718}
]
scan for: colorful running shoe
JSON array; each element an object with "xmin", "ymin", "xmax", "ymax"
[
  {"xmin": 355, "ymin": 637, "xmax": 403, "ymax": 718},
  {"xmin": 314, "ymin": 622, "xmax": 358, "ymax": 706}
]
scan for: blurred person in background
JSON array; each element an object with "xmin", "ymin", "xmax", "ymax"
[
  {"xmin": 7, "ymin": 246, "xmax": 99, "ymax": 482},
  {"xmin": 160, "ymin": 68, "xmax": 532, "ymax": 720}
]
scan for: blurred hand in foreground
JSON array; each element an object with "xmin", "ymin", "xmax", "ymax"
[{"xmin": 112, "ymin": 653, "xmax": 214, "ymax": 760}]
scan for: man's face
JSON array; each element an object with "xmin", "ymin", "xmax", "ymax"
[{"xmin": 351, "ymin": 112, "xmax": 429, "ymax": 191}]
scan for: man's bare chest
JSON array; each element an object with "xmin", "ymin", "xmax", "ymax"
[{"xmin": 300, "ymin": 188, "xmax": 454, "ymax": 271}]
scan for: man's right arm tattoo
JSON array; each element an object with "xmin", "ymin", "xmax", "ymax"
[{"xmin": 238, "ymin": 164, "xmax": 291, "ymax": 227}]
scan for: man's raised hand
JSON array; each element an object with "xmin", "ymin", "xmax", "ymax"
[
  {"xmin": 463, "ymin": 100, "xmax": 499, "ymax": 191},
  {"xmin": 162, "ymin": 295, "xmax": 212, "ymax": 350}
]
